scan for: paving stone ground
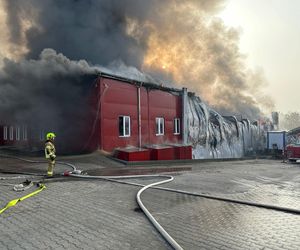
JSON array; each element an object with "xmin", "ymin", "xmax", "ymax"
[
  {"xmin": 0, "ymin": 180, "xmax": 170, "ymax": 250},
  {"xmin": 0, "ymin": 157, "xmax": 300, "ymax": 249}
]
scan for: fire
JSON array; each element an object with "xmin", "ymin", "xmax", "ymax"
[
  {"xmin": 137, "ymin": 2, "xmax": 271, "ymax": 118},
  {"xmin": 141, "ymin": 9, "xmax": 216, "ymax": 103},
  {"xmin": 0, "ymin": 0, "xmax": 272, "ymax": 119},
  {"xmin": 138, "ymin": 2, "xmax": 224, "ymax": 108},
  {"xmin": 143, "ymin": 30, "xmax": 201, "ymax": 84}
]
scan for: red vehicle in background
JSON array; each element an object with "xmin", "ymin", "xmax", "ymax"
[
  {"xmin": 283, "ymin": 128, "xmax": 300, "ymax": 162},
  {"xmin": 286, "ymin": 138, "xmax": 300, "ymax": 162}
]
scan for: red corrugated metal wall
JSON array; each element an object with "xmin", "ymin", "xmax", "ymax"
[
  {"xmin": 100, "ymin": 77, "xmax": 139, "ymax": 151},
  {"xmin": 148, "ymin": 90, "xmax": 182, "ymax": 145},
  {"xmin": 0, "ymin": 76, "xmax": 183, "ymax": 153},
  {"xmin": 99, "ymin": 76, "xmax": 182, "ymax": 152}
]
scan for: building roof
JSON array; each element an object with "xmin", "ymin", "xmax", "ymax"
[
  {"xmin": 98, "ymin": 71, "xmax": 183, "ymax": 94},
  {"xmin": 287, "ymin": 127, "xmax": 300, "ymax": 135}
]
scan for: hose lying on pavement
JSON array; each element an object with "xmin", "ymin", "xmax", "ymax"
[
  {"xmin": 0, "ymin": 153, "xmax": 76, "ymax": 171},
  {"xmin": 69, "ymin": 173, "xmax": 183, "ymax": 250},
  {"xmin": 68, "ymin": 170, "xmax": 300, "ymax": 250},
  {"xmin": 2, "ymin": 154, "xmax": 300, "ymax": 250},
  {"xmin": 69, "ymin": 172, "xmax": 300, "ymax": 215},
  {"xmin": 0, "ymin": 184, "xmax": 46, "ymax": 215},
  {"xmin": 0, "ymin": 154, "xmax": 183, "ymax": 249},
  {"xmin": 136, "ymin": 177, "xmax": 183, "ymax": 250},
  {"xmin": 0, "ymin": 154, "xmax": 76, "ymax": 178},
  {"xmin": 0, "ymin": 154, "xmax": 75, "ymax": 216}
]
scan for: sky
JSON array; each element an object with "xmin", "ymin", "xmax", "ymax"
[{"xmin": 218, "ymin": 0, "xmax": 300, "ymax": 113}]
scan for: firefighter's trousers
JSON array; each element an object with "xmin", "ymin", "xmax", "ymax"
[{"xmin": 47, "ymin": 159, "xmax": 55, "ymax": 177}]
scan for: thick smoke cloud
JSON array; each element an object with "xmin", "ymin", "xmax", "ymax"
[
  {"xmin": 2, "ymin": 0, "xmax": 273, "ymax": 133},
  {"xmin": 138, "ymin": 2, "xmax": 274, "ymax": 118},
  {"xmin": 3, "ymin": 0, "xmax": 153, "ymax": 66},
  {"xmin": 0, "ymin": 49, "xmax": 98, "ymax": 152}
]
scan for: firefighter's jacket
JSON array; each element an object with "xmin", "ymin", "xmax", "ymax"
[{"xmin": 45, "ymin": 140, "xmax": 56, "ymax": 161}]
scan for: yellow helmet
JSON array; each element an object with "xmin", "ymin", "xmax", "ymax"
[{"xmin": 46, "ymin": 132, "xmax": 56, "ymax": 140}]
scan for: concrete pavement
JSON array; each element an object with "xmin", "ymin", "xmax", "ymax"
[{"xmin": 0, "ymin": 154, "xmax": 300, "ymax": 249}]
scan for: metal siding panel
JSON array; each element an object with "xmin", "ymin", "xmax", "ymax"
[
  {"xmin": 101, "ymin": 78, "xmax": 138, "ymax": 151},
  {"xmin": 99, "ymin": 77, "xmax": 182, "ymax": 152},
  {"xmin": 148, "ymin": 90, "xmax": 182, "ymax": 145}
]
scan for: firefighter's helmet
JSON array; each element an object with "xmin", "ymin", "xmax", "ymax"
[{"xmin": 46, "ymin": 132, "xmax": 56, "ymax": 140}]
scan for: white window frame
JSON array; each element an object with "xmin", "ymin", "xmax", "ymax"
[
  {"xmin": 9, "ymin": 126, "xmax": 14, "ymax": 141},
  {"xmin": 22, "ymin": 126, "xmax": 27, "ymax": 141},
  {"xmin": 39, "ymin": 129, "xmax": 45, "ymax": 141},
  {"xmin": 3, "ymin": 126, "xmax": 8, "ymax": 140},
  {"xmin": 174, "ymin": 118, "xmax": 180, "ymax": 135},
  {"xmin": 119, "ymin": 116, "xmax": 131, "ymax": 137},
  {"xmin": 15, "ymin": 126, "xmax": 20, "ymax": 141},
  {"xmin": 156, "ymin": 117, "xmax": 164, "ymax": 136}
]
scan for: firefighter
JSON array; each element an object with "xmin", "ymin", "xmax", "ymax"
[{"xmin": 45, "ymin": 132, "xmax": 56, "ymax": 177}]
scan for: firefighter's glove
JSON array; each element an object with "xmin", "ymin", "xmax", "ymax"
[{"xmin": 50, "ymin": 155, "xmax": 56, "ymax": 161}]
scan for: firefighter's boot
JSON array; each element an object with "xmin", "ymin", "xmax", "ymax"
[{"xmin": 47, "ymin": 160, "xmax": 55, "ymax": 177}]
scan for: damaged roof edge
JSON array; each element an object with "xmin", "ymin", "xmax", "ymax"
[
  {"xmin": 287, "ymin": 127, "xmax": 300, "ymax": 135},
  {"xmin": 97, "ymin": 71, "xmax": 183, "ymax": 94}
]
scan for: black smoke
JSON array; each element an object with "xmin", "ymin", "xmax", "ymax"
[
  {"xmin": 0, "ymin": 49, "xmax": 98, "ymax": 153},
  {"xmin": 4, "ymin": 0, "xmax": 155, "ymax": 66},
  {"xmin": 1, "ymin": 0, "xmax": 273, "ymax": 152},
  {"xmin": 3, "ymin": 0, "xmax": 224, "ymax": 67}
]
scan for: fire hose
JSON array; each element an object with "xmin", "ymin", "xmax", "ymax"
[
  {"xmin": 1, "ymin": 154, "xmax": 300, "ymax": 250},
  {"xmin": 0, "ymin": 154, "xmax": 77, "ymax": 215},
  {"xmin": 0, "ymin": 154, "xmax": 182, "ymax": 249},
  {"xmin": 67, "ymin": 172, "xmax": 183, "ymax": 250},
  {"xmin": 0, "ymin": 184, "xmax": 46, "ymax": 215}
]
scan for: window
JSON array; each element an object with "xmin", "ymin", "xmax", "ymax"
[
  {"xmin": 3, "ymin": 126, "xmax": 7, "ymax": 140},
  {"xmin": 39, "ymin": 129, "xmax": 45, "ymax": 141},
  {"xmin": 9, "ymin": 126, "xmax": 14, "ymax": 140},
  {"xmin": 16, "ymin": 126, "xmax": 20, "ymax": 141},
  {"xmin": 174, "ymin": 118, "xmax": 180, "ymax": 135},
  {"xmin": 156, "ymin": 117, "xmax": 164, "ymax": 135},
  {"xmin": 119, "ymin": 116, "xmax": 130, "ymax": 137},
  {"xmin": 22, "ymin": 126, "xmax": 27, "ymax": 141}
]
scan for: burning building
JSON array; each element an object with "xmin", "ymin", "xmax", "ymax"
[
  {"xmin": 0, "ymin": 1, "xmax": 270, "ymax": 159},
  {"xmin": 0, "ymin": 50, "xmax": 259, "ymax": 160}
]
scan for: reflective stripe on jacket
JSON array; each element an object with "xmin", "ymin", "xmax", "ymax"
[{"xmin": 45, "ymin": 141, "xmax": 56, "ymax": 159}]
